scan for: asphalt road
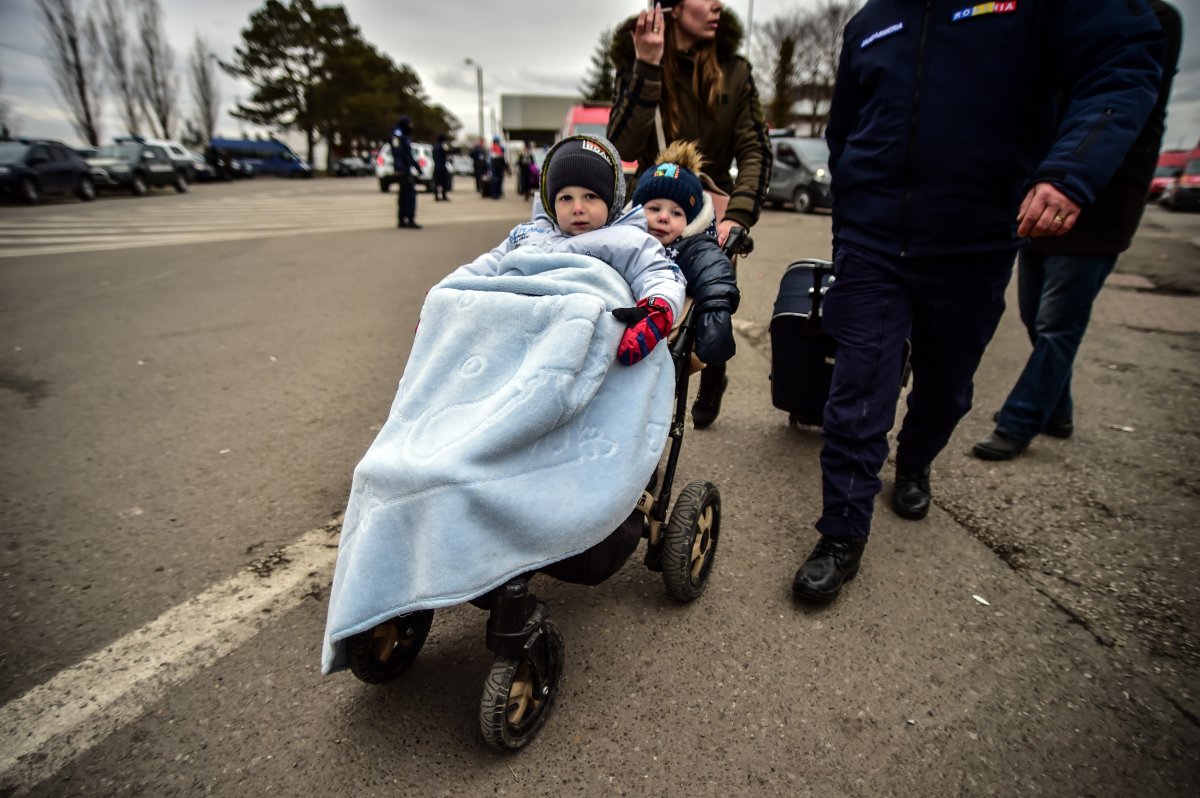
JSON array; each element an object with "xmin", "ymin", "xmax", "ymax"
[{"xmin": 1, "ymin": 178, "xmax": 1197, "ymax": 796}]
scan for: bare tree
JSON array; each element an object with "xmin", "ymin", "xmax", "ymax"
[
  {"xmin": 133, "ymin": 0, "xmax": 177, "ymax": 138},
  {"xmin": 189, "ymin": 34, "xmax": 219, "ymax": 141},
  {"xmin": 37, "ymin": 0, "xmax": 103, "ymax": 146},
  {"xmin": 751, "ymin": 1, "xmax": 859, "ymax": 135},
  {"xmin": 99, "ymin": 0, "xmax": 140, "ymax": 136}
]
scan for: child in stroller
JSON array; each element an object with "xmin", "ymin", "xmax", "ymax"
[{"xmin": 322, "ymin": 135, "xmax": 745, "ymax": 751}]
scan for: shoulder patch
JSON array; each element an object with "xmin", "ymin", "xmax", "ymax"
[{"xmin": 861, "ymin": 22, "xmax": 904, "ymax": 49}]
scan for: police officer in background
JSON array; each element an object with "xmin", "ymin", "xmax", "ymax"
[{"xmin": 391, "ymin": 115, "xmax": 420, "ymax": 229}]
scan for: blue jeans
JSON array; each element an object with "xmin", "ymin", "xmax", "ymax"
[
  {"xmin": 995, "ymin": 249, "xmax": 1117, "ymax": 443},
  {"xmin": 817, "ymin": 241, "xmax": 1013, "ymax": 539}
]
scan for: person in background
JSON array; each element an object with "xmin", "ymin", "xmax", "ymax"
[
  {"xmin": 390, "ymin": 114, "xmax": 420, "ymax": 229},
  {"xmin": 790, "ymin": 0, "xmax": 1165, "ymax": 604},
  {"xmin": 432, "ymin": 133, "xmax": 451, "ymax": 202},
  {"xmin": 973, "ymin": 0, "xmax": 1183, "ymax": 462},
  {"xmin": 608, "ymin": 0, "xmax": 771, "ymax": 429},
  {"xmin": 489, "ymin": 136, "xmax": 508, "ymax": 200},
  {"xmin": 470, "ymin": 137, "xmax": 488, "ymax": 196}
]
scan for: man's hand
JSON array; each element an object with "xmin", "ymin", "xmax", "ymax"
[
  {"xmin": 614, "ymin": 297, "xmax": 674, "ymax": 366},
  {"xmin": 1017, "ymin": 182, "xmax": 1082, "ymax": 238},
  {"xmin": 632, "ymin": 3, "xmax": 665, "ymax": 66}
]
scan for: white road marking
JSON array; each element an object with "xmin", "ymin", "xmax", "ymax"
[
  {"xmin": 0, "ymin": 522, "xmax": 341, "ymax": 796},
  {"xmin": 0, "ymin": 190, "xmax": 525, "ymax": 258}
]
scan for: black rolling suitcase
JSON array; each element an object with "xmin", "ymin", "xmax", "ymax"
[
  {"xmin": 769, "ymin": 258, "xmax": 911, "ymax": 427},
  {"xmin": 769, "ymin": 259, "xmax": 836, "ymax": 426}
]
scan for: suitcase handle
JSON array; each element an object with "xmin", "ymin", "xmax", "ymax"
[{"xmin": 783, "ymin": 259, "xmax": 833, "ymax": 332}]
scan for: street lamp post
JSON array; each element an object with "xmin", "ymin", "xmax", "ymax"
[{"xmin": 464, "ymin": 58, "xmax": 484, "ymax": 141}]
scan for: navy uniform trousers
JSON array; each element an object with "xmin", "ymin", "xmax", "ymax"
[{"xmin": 816, "ymin": 240, "xmax": 1014, "ymax": 540}]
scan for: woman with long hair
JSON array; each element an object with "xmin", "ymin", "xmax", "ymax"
[
  {"xmin": 608, "ymin": 0, "xmax": 771, "ymax": 429},
  {"xmin": 608, "ymin": 0, "xmax": 771, "ymax": 247}
]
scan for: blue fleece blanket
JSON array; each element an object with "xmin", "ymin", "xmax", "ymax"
[{"xmin": 321, "ymin": 247, "xmax": 675, "ymax": 674}]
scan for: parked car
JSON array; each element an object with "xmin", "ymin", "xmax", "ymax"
[
  {"xmin": 332, "ymin": 156, "xmax": 371, "ymax": 177},
  {"xmin": 1160, "ymin": 157, "xmax": 1200, "ymax": 211},
  {"xmin": 764, "ymin": 133, "xmax": 832, "ymax": 214},
  {"xmin": 375, "ymin": 141, "xmax": 435, "ymax": 192},
  {"xmin": 202, "ymin": 145, "xmax": 256, "ymax": 181},
  {"xmin": 1149, "ymin": 165, "xmax": 1182, "ymax": 202},
  {"xmin": 115, "ymin": 135, "xmax": 196, "ymax": 182},
  {"xmin": 187, "ymin": 150, "xmax": 217, "ymax": 182},
  {"xmin": 449, "ymin": 153, "xmax": 474, "ymax": 176},
  {"xmin": 208, "ymin": 137, "xmax": 311, "ymax": 177},
  {"xmin": 88, "ymin": 140, "xmax": 189, "ymax": 196},
  {"xmin": 1150, "ymin": 149, "xmax": 1192, "ymax": 202},
  {"xmin": 0, "ymin": 138, "xmax": 96, "ymax": 204}
]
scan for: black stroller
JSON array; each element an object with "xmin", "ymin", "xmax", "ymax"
[{"xmin": 341, "ymin": 229, "xmax": 753, "ymax": 750}]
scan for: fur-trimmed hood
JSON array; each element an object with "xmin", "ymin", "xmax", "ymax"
[{"xmin": 609, "ymin": 8, "xmax": 746, "ymax": 71}]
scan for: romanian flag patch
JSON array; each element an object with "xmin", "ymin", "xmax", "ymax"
[{"xmin": 951, "ymin": 1, "xmax": 1017, "ymax": 22}]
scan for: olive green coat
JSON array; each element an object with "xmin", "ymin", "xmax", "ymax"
[{"xmin": 607, "ymin": 11, "xmax": 772, "ymax": 230}]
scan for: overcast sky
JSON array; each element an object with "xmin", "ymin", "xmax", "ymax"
[{"xmin": 1, "ymin": 0, "xmax": 1197, "ymax": 151}]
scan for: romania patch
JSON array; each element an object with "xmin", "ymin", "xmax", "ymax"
[{"xmin": 951, "ymin": 1, "xmax": 1017, "ymax": 22}]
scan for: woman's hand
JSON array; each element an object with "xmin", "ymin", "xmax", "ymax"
[
  {"xmin": 716, "ymin": 219, "xmax": 742, "ymax": 248},
  {"xmin": 633, "ymin": 3, "xmax": 666, "ymax": 66}
]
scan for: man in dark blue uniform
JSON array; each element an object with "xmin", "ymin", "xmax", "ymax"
[
  {"xmin": 791, "ymin": 0, "xmax": 1165, "ymax": 603},
  {"xmin": 391, "ymin": 115, "xmax": 420, "ymax": 229}
]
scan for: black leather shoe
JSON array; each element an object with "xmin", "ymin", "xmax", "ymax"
[
  {"xmin": 1042, "ymin": 418, "xmax": 1074, "ymax": 439},
  {"xmin": 972, "ymin": 431, "xmax": 1029, "ymax": 461},
  {"xmin": 692, "ymin": 365, "xmax": 728, "ymax": 429},
  {"xmin": 792, "ymin": 536, "xmax": 866, "ymax": 603},
  {"xmin": 892, "ymin": 465, "xmax": 931, "ymax": 520}
]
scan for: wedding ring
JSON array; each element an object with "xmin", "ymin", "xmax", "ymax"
[
  {"xmin": 1054, "ymin": 215, "xmax": 1065, "ymax": 222},
  {"xmin": 652, "ymin": 26, "xmax": 659, "ymax": 32}
]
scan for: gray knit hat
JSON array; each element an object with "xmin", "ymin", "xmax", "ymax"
[{"xmin": 541, "ymin": 135, "xmax": 621, "ymax": 224}]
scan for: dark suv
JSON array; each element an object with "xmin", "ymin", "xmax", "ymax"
[
  {"xmin": 0, "ymin": 139, "xmax": 96, "ymax": 204},
  {"xmin": 88, "ymin": 140, "xmax": 189, "ymax": 196}
]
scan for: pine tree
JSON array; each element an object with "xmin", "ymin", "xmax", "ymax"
[{"xmin": 578, "ymin": 28, "xmax": 615, "ymax": 102}]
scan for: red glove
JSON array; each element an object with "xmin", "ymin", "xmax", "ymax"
[{"xmin": 613, "ymin": 297, "xmax": 673, "ymax": 366}]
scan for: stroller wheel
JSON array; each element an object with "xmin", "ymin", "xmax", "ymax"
[
  {"xmin": 662, "ymin": 481, "xmax": 721, "ymax": 602},
  {"xmin": 479, "ymin": 620, "xmax": 564, "ymax": 751},
  {"xmin": 346, "ymin": 609, "xmax": 434, "ymax": 684}
]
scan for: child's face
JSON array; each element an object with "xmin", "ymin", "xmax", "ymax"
[
  {"xmin": 555, "ymin": 186, "xmax": 609, "ymax": 235},
  {"xmin": 643, "ymin": 198, "xmax": 688, "ymax": 245}
]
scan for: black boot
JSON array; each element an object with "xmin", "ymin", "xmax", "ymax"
[
  {"xmin": 692, "ymin": 362, "xmax": 728, "ymax": 429},
  {"xmin": 792, "ymin": 536, "xmax": 866, "ymax": 603},
  {"xmin": 892, "ymin": 464, "xmax": 931, "ymax": 520},
  {"xmin": 972, "ymin": 430, "xmax": 1029, "ymax": 461}
]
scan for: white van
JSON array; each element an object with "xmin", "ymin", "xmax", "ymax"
[{"xmin": 374, "ymin": 141, "xmax": 435, "ymax": 193}]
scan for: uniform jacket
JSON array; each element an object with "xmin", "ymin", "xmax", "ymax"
[
  {"xmin": 827, "ymin": 0, "xmax": 1164, "ymax": 257},
  {"xmin": 450, "ymin": 197, "xmax": 686, "ymax": 320},
  {"xmin": 1031, "ymin": 0, "xmax": 1182, "ymax": 255},
  {"xmin": 608, "ymin": 10, "xmax": 772, "ymax": 231},
  {"xmin": 658, "ymin": 192, "xmax": 740, "ymax": 364},
  {"xmin": 390, "ymin": 122, "xmax": 417, "ymax": 176}
]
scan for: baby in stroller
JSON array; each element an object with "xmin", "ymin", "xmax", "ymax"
[{"xmin": 322, "ymin": 135, "xmax": 734, "ymax": 750}]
